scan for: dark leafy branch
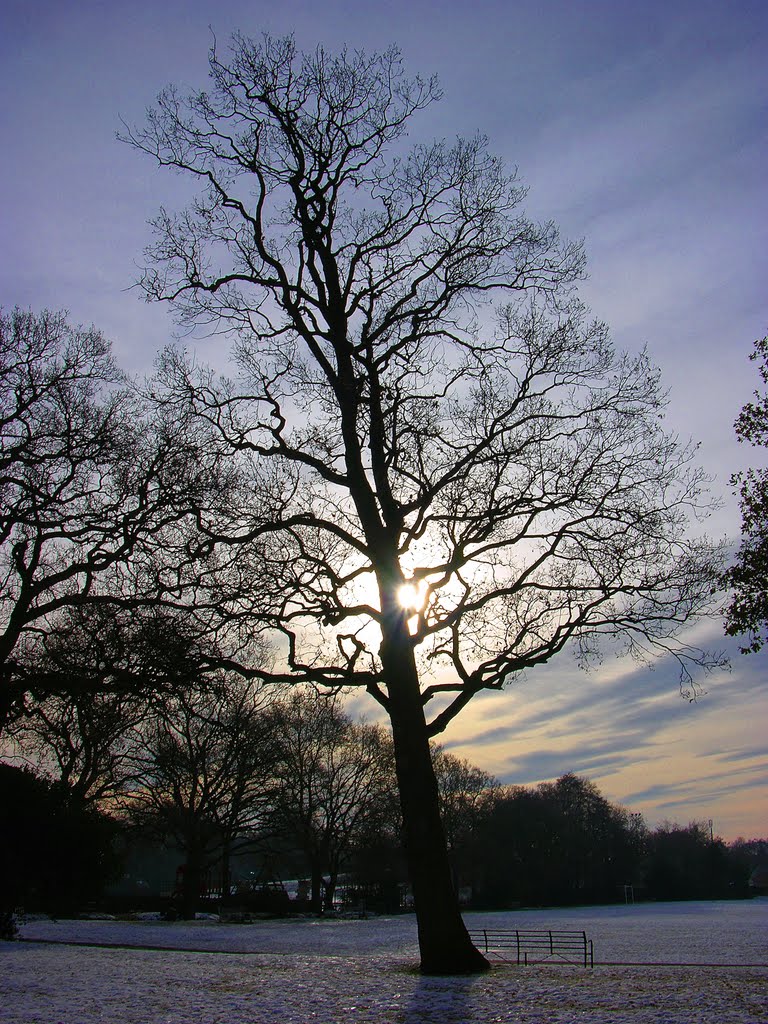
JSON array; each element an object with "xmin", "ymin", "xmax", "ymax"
[{"xmin": 723, "ymin": 333, "xmax": 768, "ymax": 652}]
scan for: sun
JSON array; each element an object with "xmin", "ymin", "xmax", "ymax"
[{"xmin": 397, "ymin": 581, "xmax": 427, "ymax": 613}]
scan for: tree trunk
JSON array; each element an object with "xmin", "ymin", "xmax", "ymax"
[
  {"xmin": 220, "ymin": 841, "xmax": 231, "ymax": 906},
  {"xmin": 324, "ymin": 867, "xmax": 338, "ymax": 914},
  {"xmin": 179, "ymin": 848, "xmax": 202, "ymax": 920},
  {"xmin": 310, "ymin": 862, "xmax": 324, "ymax": 915},
  {"xmin": 380, "ymin": 615, "xmax": 489, "ymax": 974}
]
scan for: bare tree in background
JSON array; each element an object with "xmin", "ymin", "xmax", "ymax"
[
  {"xmin": 5, "ymin": 688, "xmax": 143, "ymax": 806},
  {"xmin": 124, "ymin": 674, "xmax": 280, "ymax": 918},
  {"xmin": 4, "ymin": 602, "xmax": 248, "ymax": 805},
  {"xmin": 0, "ymin": 308, "xmax": 237, "ymax": 729},
  {"xmin": 273, "ymin": 690, "xmax": 395, "ymax": 913},
  {"xmin": 124, "ymin": 35, "xmax": 724, "ymax": 972},
  {"xmin": 431, "ymin": 746, "xmax": 497, "ymax": 889}
]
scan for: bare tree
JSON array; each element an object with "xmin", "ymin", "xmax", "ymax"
[
  {"xmin": 431, "ymin": 746, "xmax": 497, "ymax": 887},
  {"xmin": 273, "ymin": 690, "xmax": 395, "ymax": 912},
  {"xmin": 124, "ymin": 35, "xmax": 723, "ymax": 971},
  {"xmin": 0, "ymin": 308, "xmax": 234, "ymax": 729},
  {"xmin": 5, "ymin": 688, "xmax": 143, "ymax": 806},
  {"xmin": 3, "ymin": 602, "xmax": 238, "ymax": 804},
  {"xmin": 123, "ymin": 674, "xmax": 280, "ymax": 918}
]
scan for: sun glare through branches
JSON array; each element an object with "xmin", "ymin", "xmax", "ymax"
[{"xmin": 397, "ymin": 582, "xmax": 429, "ymax": 613}]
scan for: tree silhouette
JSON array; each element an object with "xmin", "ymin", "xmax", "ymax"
[
  {"xmin": 473, "ymin": 774, "xmax": 643, "ymax": 906},
  {"xmin": 6, "ymin": 686, "xmax": 143, "ymax": 806},
  {"xmin": 124, "ymin": 34, "xmax": 723, "ymax": 972},
  {"xmin": 124, "ymin": 675, "xmax": 280, "ymax": 918},
  {"xmin": 5, "ymin": 602, "xmax": 262, "ymax": 806},
  {"xmin": 0, "ymin": 308, "xmax": 230, "ymax": 729},
  {"xmin": 0, "ymin": 764, "xmax": 119, "ymax": 919},
  {"xmin": 724, "ymin": 334, "xmax": 768, "ymax": 651},
  {"xmin": 272, "ymin": 690, "xmax": 395, "ymax": 913},
  {"xmin": 431, "ymin": 746, "xmax": 497, "ymax": 890}
]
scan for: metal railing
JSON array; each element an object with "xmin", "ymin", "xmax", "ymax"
[{"xmin": 469, "ymin": 928, "xmax": 594, "ymax": 968}]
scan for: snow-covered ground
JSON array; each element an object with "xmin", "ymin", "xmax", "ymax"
[{"xmin": 2, "ymin": 901, "xmax": 766, "ymax": 1023}]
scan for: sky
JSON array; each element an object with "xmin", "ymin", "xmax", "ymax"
[{"xmin": 1, "ymin": 0, "xmax": 766, "ymax": 841}]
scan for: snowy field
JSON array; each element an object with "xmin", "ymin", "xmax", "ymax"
[{"xmin": 2, "ymin": 900, "xmax": 766, "ymax": 1023}]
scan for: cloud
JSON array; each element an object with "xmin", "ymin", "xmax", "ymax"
[
  {"xmin": 718, "ymin": 746, "xmax": 768, "ymax": 765},
  {"xmin": 440, "ymin": 627, "xmax": 768, "ymax": 836},
  {"xmin": 625, "ymin": 763, "xmax": 767, "ymax": 814},
  {"xmin": 494, "ymin": 741, "xmax": 659, "ymax": 788}
]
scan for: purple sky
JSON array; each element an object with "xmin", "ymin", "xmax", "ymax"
[{"xmin": 1, "ymin": 0, "xmax": 766, "ymax": 839}]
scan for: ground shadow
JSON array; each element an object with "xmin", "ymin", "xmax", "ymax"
[{"xmin": 401, "ymin": 968, "xmax": 508, "ymax": 1023}]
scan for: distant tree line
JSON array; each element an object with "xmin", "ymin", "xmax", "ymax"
[
  {"xmin": 2, "ymin": 647, "xmax": 764, "ymax": 924},
  {"xmin": 445, "ymin": 775, "xmax": 765, "ymax": 908}
]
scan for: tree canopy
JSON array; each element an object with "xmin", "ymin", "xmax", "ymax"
[{"xmin": 0, "ymin": 308, "xmax": 236, "ymax": 728}]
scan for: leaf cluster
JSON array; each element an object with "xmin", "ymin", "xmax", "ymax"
[{"xmin": 724, "ymin": 334, "xmax": 768, "ymax": 650}]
